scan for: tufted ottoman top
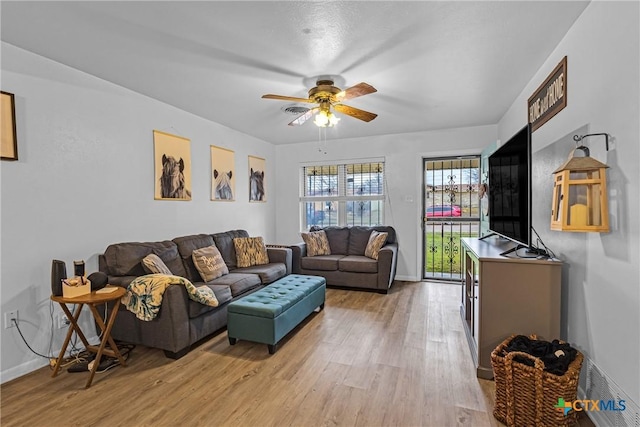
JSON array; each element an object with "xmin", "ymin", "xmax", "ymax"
[{"xmin": 227, "ymin": 274, "xmax": 326, "ymax": 319}]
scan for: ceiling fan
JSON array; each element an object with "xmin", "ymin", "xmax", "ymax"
[{"xmin": 262, "ymin": 79, "xmax": 377, "ymax": 127}]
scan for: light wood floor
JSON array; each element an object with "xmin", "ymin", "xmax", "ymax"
[{"xmin": 1, "ymin": 281, "xmax": 593, "ymax": 427}]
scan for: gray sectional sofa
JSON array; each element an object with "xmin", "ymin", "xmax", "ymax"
[
  {"xmin": 98, "ymin": 230, "xmax": 291, "ymax": 358},
  {"xmin": 290, "ymin": 226, "xmax": 398, "ymax": 293}
]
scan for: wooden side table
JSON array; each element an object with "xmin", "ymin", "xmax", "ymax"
[{"xmin": 50, "ymin": 285, "xmax": 127, "ymax": 388}]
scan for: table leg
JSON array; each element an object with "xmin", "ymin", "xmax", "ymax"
[
  {"xmin": 51, "ymin": 303, "xmax": 85, "ymax": 378},
  {"xmin": 85, "ymin": 300, "xmax": 125, "ymax": 388},
  {"xmin": 103, "ymin": 299, "xmax": 126, "ymax": 366}
]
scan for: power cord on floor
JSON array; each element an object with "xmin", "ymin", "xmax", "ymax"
[{"xmin": 68, "ymin": 343, "xmax": 135, "ymax": 374}]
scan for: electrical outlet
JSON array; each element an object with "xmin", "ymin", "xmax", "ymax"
[
  {"xmin": 4, "ymin": 310, "xmax": 18, "ymax": 329},
  {"xmin": 57, "ymin": 313, "xmax": 70, "ymax": 329}
]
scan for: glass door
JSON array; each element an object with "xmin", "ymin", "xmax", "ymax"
[{"xmin": 423, "ymin": 156, "xmax": 480, "ymax": 280}]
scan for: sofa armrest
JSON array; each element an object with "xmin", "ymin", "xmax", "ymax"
[
  {"xmin": 377, "ymin": 242, "xmax": 398, "ymax": 290},
  {"xmin": 267, "ymin": 247, "xmax": 292, "ymax": 275},
  {"xmin": 289, "ymin": 243, "xmax": 307, "ymax": 274},
  {"xmin": 103, "ymin": 282, "xmax": 192, "ymax": 354}
]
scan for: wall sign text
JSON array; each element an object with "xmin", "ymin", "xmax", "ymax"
[{"xmin": 528, "ymin": 56, "xmax": 567, "ymax": 132}]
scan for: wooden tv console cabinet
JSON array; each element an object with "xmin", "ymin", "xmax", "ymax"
[{"xmin": 460, "ymin": 237, "xmax": 562, "ymax": 379}]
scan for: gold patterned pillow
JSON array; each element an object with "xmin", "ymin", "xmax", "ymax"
[
  {"xmin": 364, "ymin": 231, "xmax": 388, "ymax": 260},
  {"xmin": 301, "ymin": 230, "xmax": 331, "ymax": 257},
  {"xmin": 192, "ymin": 245, "xmax": 229, "ymax": 282},
  {"xmin": 233, "ymin": 237, "xmax": 269, "ymax": 268}
]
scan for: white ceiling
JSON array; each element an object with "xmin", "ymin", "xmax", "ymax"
[{"xmin": 1, "ymin": 1, "xmax": 589, "ymax": 145}]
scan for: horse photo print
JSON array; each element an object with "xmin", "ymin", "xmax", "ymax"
[
  {"xmin": 248, "ymin": 155, "xmax": 266, "ymax": 202},
  {"xmin": 153, "ymin": 130, "xmax": 192, "ymax": 201},
  {"xmin": 210, "ymin": 145, "xmax": 235, "ymax": 201}
]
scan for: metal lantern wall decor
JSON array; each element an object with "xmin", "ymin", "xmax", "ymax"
[{"xmin": 550, "ymin": 134, "xmax": 610, "ymax": 232}]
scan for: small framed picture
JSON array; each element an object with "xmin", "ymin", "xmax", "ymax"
[
  {"xmin": 211, "ymin": 145, "xmax": 235, "ymax": 201},
  {"xmin": 1, "ymin": 91, "xmax": 18, "ymax": 161},
  {"xmin": 153, "ymin": 130, "xmax": 192, "ymax": 201},
  {"xmin": 248, "ymin": 155, "xmax": 266, "ymax": 202}
]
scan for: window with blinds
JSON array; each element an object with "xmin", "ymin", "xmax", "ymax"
[{"xmin": 300, "ymin": 160, "xmax": 385, "ymax": 229}]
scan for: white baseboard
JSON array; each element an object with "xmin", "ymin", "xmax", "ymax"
[
  {"xmin": 393, "ymin": 275, "xmax": 419, "ymax": 282},
  {"xmin": 1, "ymin": 358, "xmax": 50, "ymax": 385}
]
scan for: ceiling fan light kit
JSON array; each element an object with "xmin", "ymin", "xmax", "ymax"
[
  {"xmin": 262, "ymin": 79, "xmax": 377, "ymax": 127},
  {"xmin": 313, "ymin": 108, "xmax": 340, "ymax": 128}
]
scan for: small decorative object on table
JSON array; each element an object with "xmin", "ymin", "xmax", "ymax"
[
  {"xmin": 62, "ymin": 276, "xmax": 91, "ymax": 298},
  {"xmin": 491, "ymin": 334, "xmax": 583, "ymax": 427}
]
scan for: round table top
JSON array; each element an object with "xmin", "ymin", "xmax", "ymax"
[{"xmin": 51, "ymin": 285, "xmax": 126, "ymax": 304}]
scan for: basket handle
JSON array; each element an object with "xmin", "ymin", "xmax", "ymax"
[{"xmin": 504, "ymin": 351, "xmax": 545, "ymax": 427}]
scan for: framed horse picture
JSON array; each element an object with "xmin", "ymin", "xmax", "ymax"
[
  {"xmin": 248, "ymin": 155, "xmax": 266, "ymax": 202},
  {"xmin": 153, "ymin": 130, "xmax": 192, "ymax": 201},
  {"xmin": 210, "ymin": 145, "xmax": 235, "ymax": 201},
  {"xmin": 1, "ymin": 91, "xmax": 18, "ymax": 161}
]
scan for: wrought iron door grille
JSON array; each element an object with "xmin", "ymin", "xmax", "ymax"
[{"xmin": 424, "ymin": 156, "xmax": 480, "ymax": 280}]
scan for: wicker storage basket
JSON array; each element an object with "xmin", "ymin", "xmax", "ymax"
[{"xmin": 491, "ymin": 335, "xmax": 584, "ymax": 427}]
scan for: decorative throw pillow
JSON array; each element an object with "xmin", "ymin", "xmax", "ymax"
[
  {"xmin": 141, "ymin": 254, "xmax": 173, "ymax": 275},
  {"xmin": 364, "ymin": 231, "xmax": 388, "ymax": 260},
  {"xmin": 192, "ymin": 245, "xmax": 229, "ymax": 282},
  {"xmin": 301, "ymin": 231, "xmax": 331, "ymax": 257},
  {"xmin": 233, "ymin": 237, "xmax": 269, "ymax": 268}
]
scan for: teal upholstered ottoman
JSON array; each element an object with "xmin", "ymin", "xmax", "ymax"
[{"xmin": 227, "ymin": 274, "xmax": 326, "ymax": 354}]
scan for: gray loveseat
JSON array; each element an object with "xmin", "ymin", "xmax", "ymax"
[
  {"xmin": 98, "ymin": 230, "xmax": 291, "ymax": 358},
  {"xmin": 290, "ymin": 226, "xmax": 398, "ymax": 293}
]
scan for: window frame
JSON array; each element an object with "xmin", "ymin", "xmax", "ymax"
[{"xmin": 300, "ymin": 158, "xmax": 385, "ymax": 230}]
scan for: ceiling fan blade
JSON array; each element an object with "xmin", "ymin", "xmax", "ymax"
[
  {"xmin": 333, "ymin": 104, "xmax": 378, "ymax": 122},
  {"xmin": 336, "ymin": 82, "xmax": 377, "ymax": 101},
  {"xmin": 288, "ymin": 108, "xmax": 318, "ymax": 126},
  {"xmin": 262, "ymin": 94, "xmax": 314, "ymax": 103}
]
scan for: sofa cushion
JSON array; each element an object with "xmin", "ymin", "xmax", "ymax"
[
  {"xmin": 300, "ymin": 230, "xmax": 331, "ymax": 256},
  {"xmin": 233, "ymin": 263, "xmax": 287, "ymax": 284},
  {"xmin": 104, "ymin": 241, "xmax": 185, "ymax": 277},
  {"xmin": 348, "ymin": 227, "xmax": 374, "ymax": 255},
  {"xmin": 173, "ymin": 234, "xmax": 216, "ymax": 283},
  {"xmin": 371, "ymin": 226, "xmax": 396, "ymax": 244},
  {"xmin": 321, "ymin": 227, "xmax": 350, "ymax": 255},
  {"xmin": 208, "ymin": 272, "xmax": 262, "ymax": 297},
  {"xmin": 188, "ymin": 284, "xmax": 232, "ymax": 318},
  {"xmin": 192, "ymin": 245, "xmax": 229, "ymax": 282},
  {"xmin": 141, "ymin": 254, "xmax": 172, "ymax": 275},
  {"xmin": 212, "ymin": 230, "xmax": 249, "ymax": 270},
  {"xmin": 364, "ymin": 231, "xmax": 388, "ymax": 260},
  {"xmin": 300, "ymin": 254, "xmax": 344, "ymax": 271},
  {"xmin": 339, "ymin": 255, "xmax": 378, "ymax": 273},
  {"xmin": 234, "ymin": 237, "xmax": 269, "ymax": 267}
]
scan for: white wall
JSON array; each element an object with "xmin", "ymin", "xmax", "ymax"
[
  {"xmin": 0, "ymin": 43, "xmax": 277, "ymax": 382},
  {"xmin": 274, "ymin": 125, "xmax": 497, "ymax": 281},
  {"xmin": 498, "ymin": 1, "xmax": 640, "ymax": 408}
]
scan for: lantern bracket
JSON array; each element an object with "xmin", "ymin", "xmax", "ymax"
[{"xmin": 573, "ymin": 133, "xmax": 610, "ymax": 151}]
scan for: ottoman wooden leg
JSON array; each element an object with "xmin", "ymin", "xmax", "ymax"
[
  {"xmin": 268, "ymin": 344, "xmax": 277, "ymax": 354},
  {"xmin": 229, "ymin": 337, "xmax": 237, "ymax": 345}
]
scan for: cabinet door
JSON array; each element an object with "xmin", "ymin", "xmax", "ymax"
[
  {"xmin": 473, "ymin": 273, "xmax": 479, "ymax": 341},
  {"xmin": 463, "ymin": 252, "xmax": 474, "ymax": 334}
]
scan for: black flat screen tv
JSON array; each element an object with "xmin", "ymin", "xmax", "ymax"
[{"xmin": 487, "ymin": 124, "xmax": 532, "ymax": 249}]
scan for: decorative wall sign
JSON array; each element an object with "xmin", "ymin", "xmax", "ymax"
[
  {"xmin": 210, "ymin": 145, "xmax": 235, "ymax": 201},
  {"xmin": 248, "ymin": 155, "xmax": 266, "ymax": 202},
  {"xmin": 153, "ymin": 130, "xmax": 192, "ymax": 201},
  {"xmin": 528, "ymin": 56, "xmax": 567, "ymax": 132},
  {"xmin": 1, "ymin": 91, "xmax": 18, "ymax": 161}
]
